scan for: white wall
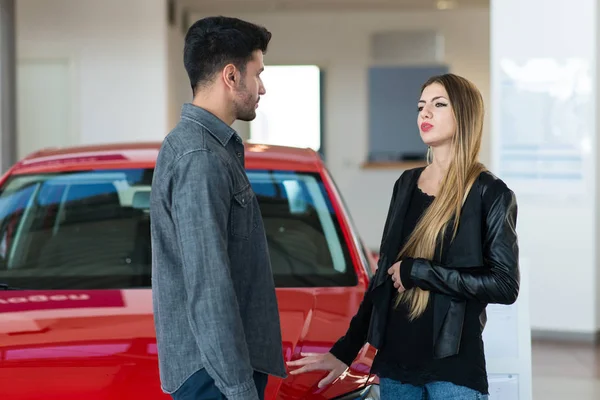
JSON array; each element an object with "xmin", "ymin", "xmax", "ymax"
[
  {"xmin": 17, "ymin": 0, "xmax": 169, "ymax": 147},
  {"xmin": 492, "ymin": 0, "xmax": 598, "ymax": 335},
  {"xmin": 596, "ymin": 0, "xmax": 600, "ymax": 335},
  {"xmin": 167, "ymin": 2, "xmax": 192, "ymax": 131},
  {"xmin": 190, "ymin": 9, "xmax": 490, "ymax": 250}
]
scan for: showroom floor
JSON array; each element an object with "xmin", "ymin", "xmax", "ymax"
[{"xmin": 532, "ymin": 340, "xmax": 600, "ymax": 399}]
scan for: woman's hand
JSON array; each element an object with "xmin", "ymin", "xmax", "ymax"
[
  {"xmin": 286, "ymin": 352, "xmax": 349, "ymax": 388},
  {"xmin": 388, "ymin": 261, "xmax": 406, "ymax": 293}
]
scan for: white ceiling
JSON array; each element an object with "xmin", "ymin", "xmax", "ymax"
[{"xmin": 178, "ymin": 0, "xmax": 489, "ymax": 14}]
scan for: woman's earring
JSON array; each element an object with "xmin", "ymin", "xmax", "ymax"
[{"xmin": 426, "ymin": 146, "xmax": 432, "ymax": 164}]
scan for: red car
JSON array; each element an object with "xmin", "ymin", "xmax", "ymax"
[{"xmin": 0, "ymin": 142, "xmax": 380, "ymax": 400}]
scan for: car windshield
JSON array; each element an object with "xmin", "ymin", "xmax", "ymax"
[{"xmin": 0, "ymin": 168, "xmax": 356, "ymax": 290}]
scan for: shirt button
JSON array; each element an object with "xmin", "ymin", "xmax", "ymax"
[{"xmin": 236, "ymin": 152, "xmax": 242, "ymax": 158}]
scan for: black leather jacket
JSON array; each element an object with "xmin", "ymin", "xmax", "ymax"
[{"xmin": 329, "ymin": 167, "xmax": 519, "ymax": 366}]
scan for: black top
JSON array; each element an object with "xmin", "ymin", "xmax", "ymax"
[{"xmin": 370, "ymin": 186, "xmax": 489, "ymax": 394}]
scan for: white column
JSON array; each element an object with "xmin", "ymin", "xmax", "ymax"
[
  {"xmin": 491, "ymin": 0, "xmax": 597, "ymax": 339},
  {"xmin": 0, "ymin": 0, "xmax": 16, "ymax": 172}
]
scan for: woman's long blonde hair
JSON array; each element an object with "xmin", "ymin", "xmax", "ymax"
[{"xmin": 395, "ymin": 74, "xmax": 487, "ymax": 319}]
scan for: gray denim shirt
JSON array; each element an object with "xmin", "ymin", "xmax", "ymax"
[{"xmin": 150, "ymin": 104, "xmax": 287, "ymax": 399}]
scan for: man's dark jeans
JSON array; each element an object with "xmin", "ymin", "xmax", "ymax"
[{"xmin": 171, "ymin": 369, "xmax": 268, "ymax": 400}]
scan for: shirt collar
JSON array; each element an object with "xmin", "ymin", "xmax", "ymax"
[{"xmin": 181, "ymin": 103, "xmax": 239, "ymax": 146}]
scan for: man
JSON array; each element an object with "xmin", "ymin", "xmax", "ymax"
[{"xmin": 150, "ymin": 16, "xmax": 286, "ymax": 400}]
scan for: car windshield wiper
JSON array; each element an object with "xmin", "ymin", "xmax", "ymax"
[{"xmin": 0, "ymin": 283, "xmax": 23, "ymax": 290}]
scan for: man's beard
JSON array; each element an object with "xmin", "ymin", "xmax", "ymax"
[{"xmin": 233, "ymin": 80, "xmax": 258, "ymax": 122}]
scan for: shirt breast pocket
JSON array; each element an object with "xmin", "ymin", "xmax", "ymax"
[{"xmin": 231, "ymin": 185, "xmax": 259, "ymax": 240}]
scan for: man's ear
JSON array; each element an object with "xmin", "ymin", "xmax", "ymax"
[{"xmin": 222, "ymin": 64, "xmax": 238, "ymax": 90}]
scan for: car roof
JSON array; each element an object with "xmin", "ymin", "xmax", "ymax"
[{"xmin": 10, "ymin": 142, "xmax": 324, "ymax": 175}]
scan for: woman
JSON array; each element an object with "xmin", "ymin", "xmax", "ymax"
[{"xmin": 286, "ymin": 73, "xmax": 519, "ymax": 400}]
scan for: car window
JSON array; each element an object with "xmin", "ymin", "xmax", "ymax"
[
  {"xmin": 0, "ymin": 168, "xmax": 356, "ymax": 290},
  {"xmin": 248, "ymin": 170, "xmax": 355, "ymax": 287},
  {"xmin": 323, "ymin": 167, "xmax": 374, "ymax": 279}
]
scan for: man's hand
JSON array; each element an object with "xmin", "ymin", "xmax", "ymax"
[{"xmin": 388, "ymin": 261, "xmax": 406, "ymax": 293}]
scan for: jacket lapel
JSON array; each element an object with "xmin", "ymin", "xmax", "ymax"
[
  {"xmin": 373, "ymin": 168, "xmax": 424, "ymax": 289},
  {"xmin": 432, "ymin": 294, "xmax": 452, "ymax": 348}
]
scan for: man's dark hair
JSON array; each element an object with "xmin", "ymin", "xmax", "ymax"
[{"xmin": 184, "ymin": 16, "xmax": 271, "ymax": 94}]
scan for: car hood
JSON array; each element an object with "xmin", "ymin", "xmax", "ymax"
[{"xmin": 0, "ymin": 287, "xmax": 375, "ymax": 400}]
